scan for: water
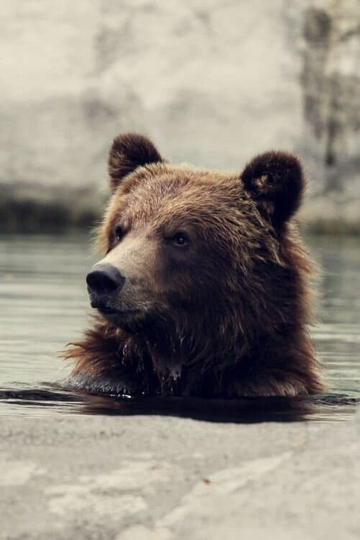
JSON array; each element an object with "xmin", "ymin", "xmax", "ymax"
[{"xmin": 0, "ymin": 233, "xmax": 359, "ymax": 422}]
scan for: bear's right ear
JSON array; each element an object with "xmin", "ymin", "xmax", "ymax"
[{"xmin": 108, "ymin": 133, "xmax": 163, "ymax": 192}]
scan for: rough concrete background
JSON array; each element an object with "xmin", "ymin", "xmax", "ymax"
[
  {"xmin": 0, "ymin": 407, "xmax": 359, "ymax": 540},
  {"xmin": 1, "ymin": 0, "xmax": 360, "ymax": 230}
]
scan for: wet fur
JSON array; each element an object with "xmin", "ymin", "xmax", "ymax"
[{"xmin": 63, "ymin": 134, "xmax": 325, "ymax": 397}]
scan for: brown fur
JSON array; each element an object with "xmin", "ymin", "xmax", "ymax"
[{"xmin": 63, "ymin": 133, "xmax": 325, "ymax": 397}]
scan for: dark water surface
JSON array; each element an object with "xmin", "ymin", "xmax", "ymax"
[{"xmin": 0, "ymin": 233, "xmax": 359, "ymax": 422}]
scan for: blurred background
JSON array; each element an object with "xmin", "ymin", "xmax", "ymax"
[{"xmin": 1, "ymin": 0, "xmax": 360, "ymax": 233}]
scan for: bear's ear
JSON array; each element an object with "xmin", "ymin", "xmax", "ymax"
[
  {"xmin": 241, "ymin": 151, "xmax": 305, "ymax": 226},
  {"xmin": 108, "ymin": 133, "xmax": 163, "ymax": 192}
]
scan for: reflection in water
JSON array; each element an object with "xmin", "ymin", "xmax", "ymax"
[
  {"xmin": 0, "ymin": 233, "xmax": 359, "ymax": 422},
  {"xmin": 0, "ymin": 387, "xmax": 357, "ymax": 423}
]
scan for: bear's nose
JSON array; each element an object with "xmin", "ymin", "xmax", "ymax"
[{"xmin": 86, "ymin": 264, "xmax": 125, "ymax": 296}]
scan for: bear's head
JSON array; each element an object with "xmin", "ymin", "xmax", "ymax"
[{"xmin": 86, "ymin": 133, "xmax": 310, "ymax": 372}]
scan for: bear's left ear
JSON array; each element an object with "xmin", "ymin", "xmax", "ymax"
[
  {"xmin": 241, "ymin": 151, "xmax": 305, "ymax": 226},
  {"xmin": 108, "ymin": 133, "xmax": 163, "ymax": 192}
]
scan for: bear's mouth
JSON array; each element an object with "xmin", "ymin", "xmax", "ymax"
[
  {"xmin": 90, "ymin": 300, "xmax": 118, "ymax": 315},
  {"xmin": 91, "ymin": 300, "xmax": 143, "ymax": 320},
  {"xmin": 97, "ymin": 304, "xmax": 118, "ymax": 316}
]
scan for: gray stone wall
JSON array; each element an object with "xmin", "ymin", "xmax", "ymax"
[{"xmin": 1, "ymin": 0, "xmax": 360, "ymax": 230}]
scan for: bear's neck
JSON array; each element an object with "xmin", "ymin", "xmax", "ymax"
[{"xmin": 130, "ymin": 312, "xmax": 245, "ymax": 389}]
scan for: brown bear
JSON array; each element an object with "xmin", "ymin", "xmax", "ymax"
[{"xmin": 63, "ymin": 133, "xmax": 324, "ymax": 397}]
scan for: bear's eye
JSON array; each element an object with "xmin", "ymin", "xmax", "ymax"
[
  {"xmin": 170, "ymin": 232, "xmax": 190, "ymax": 248},
  {"xmin": 114, "ymin": 225, "xmax": 124, "ymax": 242}
]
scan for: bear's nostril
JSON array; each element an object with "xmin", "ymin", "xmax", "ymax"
[{"xmin": 86, "ymin": 264, "xmax": 125, "ymax": 295}]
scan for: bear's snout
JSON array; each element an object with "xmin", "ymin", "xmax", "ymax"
[{"xmin": 86, "ymin": 264, "xmax": 125, "ymax": 298}]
